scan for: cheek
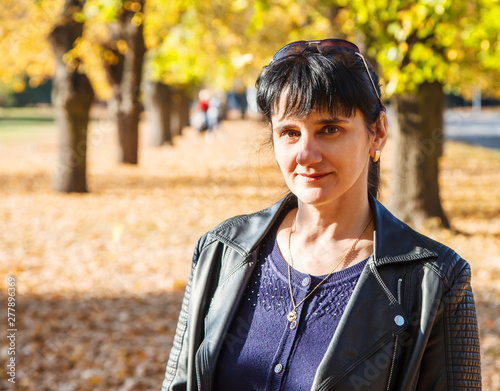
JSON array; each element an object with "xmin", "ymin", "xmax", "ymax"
[
  {"xmin": 274, "ymin": 149, "xmax": 285, "ymax": 172},
  {"xmin": 274, "ymin": 144, "xmax": 294, "ymax": 172}
]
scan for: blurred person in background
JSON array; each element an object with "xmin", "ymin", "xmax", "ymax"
[
  {"xmin": 162, "ymin": 39, "xmax": 481, "ymax": 391},
  {"xmin": 234, "ymin": 78, "xmax": 248, "ymax": 119},
  {"xmin": 205, "ymin": 93, "xmax": 221, "ymax": 143},
  {"xmin": 191, "ymin": 89, "xmax": 210, "ymax": 132}
]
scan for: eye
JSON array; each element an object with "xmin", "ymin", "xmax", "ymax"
[
  {"xmin": 280, "ymin": 129, "xmax": 301, "ymax": 139},
  {"xmin": 322, "ymin": 125, "xmax": 340, "ymax": 135}
]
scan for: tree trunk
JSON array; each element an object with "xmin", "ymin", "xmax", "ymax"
[
  {"xmin": 103, "ymin": 1, "xmax": 146, "ymax": 164},
  {"xmin": 146, "ymin": 82, "xmax": 173, "ymax": 146},
  {"xmin": 389, "ymin": 82, "xmax": 450, "ymax": 228},
  {"xmin": 328, "ymin": 6, "xmax": 346, "ymax": 39},
  {"xmin": 49, "ymin": 0, "xmax": 94, "ymax": 193},
  {"xmin": 166, "ymin": 86, "xmax": 189, "ymax": 137}
]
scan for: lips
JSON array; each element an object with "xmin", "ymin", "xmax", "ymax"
[{"xmin": 297, "ymin": 172, "xmax": 331, "ymax": 182}]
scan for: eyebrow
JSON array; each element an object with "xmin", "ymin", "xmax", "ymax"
[
  {"xmin": 313, "ymin": 116, "xmax": 349, "ymax": 125},
  {"xmin": 273, "ymin": 116, "xmax": 349, "ymax": 132}
]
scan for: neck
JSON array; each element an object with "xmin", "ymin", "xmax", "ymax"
[
  {"xmin": 294, "ymin": 194, "xmax": 372, "ymax": 242},
  {"xmin": 277, "ymin": 192, "xmax": 374, "ymax": 275}
]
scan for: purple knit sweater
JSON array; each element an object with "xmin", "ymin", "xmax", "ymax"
[{"xmin": 214, "ymin": 225, "xmax": 369, "ymax": 390}]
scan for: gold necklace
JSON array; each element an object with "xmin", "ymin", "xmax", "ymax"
[{"xmin": 286, "ymin": 212, "xmax": 373, "ymax": 323}]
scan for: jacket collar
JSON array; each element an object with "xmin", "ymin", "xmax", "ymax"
[
  {"xmin": 369, "ymin": 195, "xmax": 438, "ymax": 265},
  {"xmin": 209, "ymin": 193, "xmax": 437, "ymax": 264},
  {"xmin": 209, "ymin": 194, "xmax": 296, "ymax": 257}
]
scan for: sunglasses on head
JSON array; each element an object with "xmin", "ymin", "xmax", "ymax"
[{"xmin": 270, "ymin": 39, "xmax": 384, "ymax": 109}]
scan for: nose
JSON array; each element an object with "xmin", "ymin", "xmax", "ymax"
[{"xmin": 296, "ymin": 135, "xmax": 322, "ymax": 165}]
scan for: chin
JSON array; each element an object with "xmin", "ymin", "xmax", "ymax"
[{"xmin": 291, "ymin": 187, "xmax": 335, "ymax": 206}]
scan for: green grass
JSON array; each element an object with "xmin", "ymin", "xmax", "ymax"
[
  {"xmin": 0, "ymin": 107, "xmax": 56, "ymax": 142},
  {"xmin": 0, "ymin": 106, "xmax": 55, "ymax": 119}
]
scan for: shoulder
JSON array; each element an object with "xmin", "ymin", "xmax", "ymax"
[
  {"xmin": 196, "ymin": 194, "xmax": 295, "ymax": 258},
  {"xmin": 411, "ymin": 229, "xmax": 470, "ymax": 289},
  {"xmin": 371, "ymin": 196, "xmax": 469, "ymax": 288}
]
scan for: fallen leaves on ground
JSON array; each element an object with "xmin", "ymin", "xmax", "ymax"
[{"xmin": 0, "ymin": 110, "xmax": 499, "ymax": 390}]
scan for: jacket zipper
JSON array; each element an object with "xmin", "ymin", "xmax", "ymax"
[
  {"xmin": 397, "ymin": 278, "xmax": 403, "ymax": 306},
  {"xmin": 386, "ymin": 278, "xmax": 403, "ymax": 390},
  {"xmin": 385, "ymin": 335, "xmax": 399, "ymax": 391}
]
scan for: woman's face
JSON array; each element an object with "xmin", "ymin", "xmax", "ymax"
[{"xmin": 271, "ymin": 102, "xmax": 386, "ymax": 208}]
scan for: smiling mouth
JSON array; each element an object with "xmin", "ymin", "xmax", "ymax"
[{"xmin": 297, "ymin": 173, "xmax": 331, "ymax": 182}]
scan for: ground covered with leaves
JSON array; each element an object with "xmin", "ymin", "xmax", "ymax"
[{"xmin": 0, "ymin": 109, "xmax": 499, "ymax": 390}]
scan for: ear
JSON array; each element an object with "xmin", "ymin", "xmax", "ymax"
[{"xmin": 370, "ymin": 111, "xmax": 388, "ymax": 157}]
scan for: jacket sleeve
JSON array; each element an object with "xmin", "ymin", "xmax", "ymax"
[
  {"xmin": 442, "ymin": 261, "xmax": 481, "ymax": 389},
  {"xmin": 161, "ymin": 237, "xmax": 204, "ymax": 391},
  {"xmin": 417, "ymin": 260, "xmax": 482, "ymax": 390}
]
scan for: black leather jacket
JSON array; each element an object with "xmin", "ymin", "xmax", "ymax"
[{"xmin": 162, "ymin": 195, "xmax": 481, "ymax": 390}]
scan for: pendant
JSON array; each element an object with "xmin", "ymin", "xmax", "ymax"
[{"xmin": 287, "ymin": 310, "xmax": 297, "ymax": 322}]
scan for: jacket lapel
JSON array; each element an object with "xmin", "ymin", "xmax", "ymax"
[
  {"xmin": 311, "ymin": 197, "xmax": 438, "ymax": 388},
  {"xmin": 197, "ymin": 250, "xmax": 258, "ymax": 389},
  {"xmin": 206, "ymin": 251, "xmax": 257, "ymax": 346},
  {"xmin": 195, "ymin": 196, "xmax": 296, "ymax": 388},
  {"xmin": 311, "ymin": 259, "xmax": 407, "ymax": 389}
]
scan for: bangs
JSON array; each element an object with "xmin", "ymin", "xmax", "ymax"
[{"xmin": 256, "ymin": 53, "xmax": 376, "ymax": 123}]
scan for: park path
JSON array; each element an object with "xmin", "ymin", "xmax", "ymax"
[
  {"xmin": 385, "ymin": 107, "xmax": 500, "ymax": 150},
  {"xmin": 444, "ymin": 109, "xmax": 500, "ymax": 150}
]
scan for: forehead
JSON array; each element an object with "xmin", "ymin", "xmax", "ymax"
[
  {"xmin": 271, "ymin": 88, "xmax": 355, "ymax": 123},
  {"xmin": 272, "ymin": 93, "xmax": 352, "ymax": 122}
]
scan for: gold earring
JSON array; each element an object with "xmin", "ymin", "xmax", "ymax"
[{"xmin": 373, "ymin": 150, "xmax": 381, "ymax": 163}]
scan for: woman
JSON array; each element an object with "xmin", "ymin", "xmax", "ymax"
[{"xmin": 162, "ymin": 39, "xmax": 481, "ymax": 391}]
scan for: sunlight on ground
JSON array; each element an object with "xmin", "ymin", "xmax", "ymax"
[{"xmin": 0, "ymin": 111, "xmax": 499, "ymax": 389}]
